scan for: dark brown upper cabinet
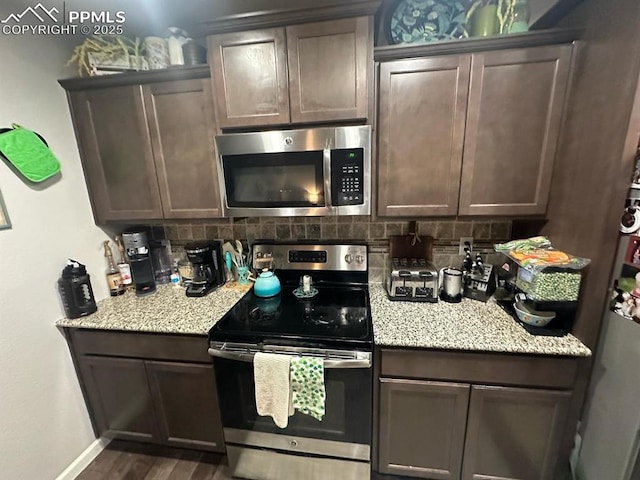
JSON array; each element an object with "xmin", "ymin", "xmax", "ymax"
[
  {"xmin": 208, "ymin": 28, "xmax": 290, "ymax": 128},
  {"xmin": 208, "ymin": 16, "xmax": 372, "ymax": 129},
  {"xmin": 143, "ymin": 79, "xmax": 222, "ymax": 218},
  {"xmin": 461, "ymin": 385, "xmax": 571, "ymax": 480},
  {"xmin": 377, "ymin": 55, "xmax": 470, "ymax": 216},
  {"xmin": 459, "ymin": 45, "xmax": 572, "ymax": 216},
  {"xmin": 377, "ymin": 43, "xmax": 573, "ymax": 217},
  {"xmin": 69, "ymin": 86, "xmax": 164, "ymax": 223},
  {"xmin": 379, "ymin": 378, "xmax": 470, "ymax": 479},
  {"xmin": 287, "ymin": 17, "xmax": 370, "ymax": 124},
  {"xmin": 63, "ymin": 68, "xmax": 223, "ymax": 224}
]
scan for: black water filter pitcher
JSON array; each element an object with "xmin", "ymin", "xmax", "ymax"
[{"xmin": 58, "ymin": 259, "xmax": 97, "ymax": 319}]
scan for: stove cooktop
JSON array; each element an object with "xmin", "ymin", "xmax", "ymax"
[{"xmin": 209, "ymin": 283, "xmax": 372, "ymax": 350}]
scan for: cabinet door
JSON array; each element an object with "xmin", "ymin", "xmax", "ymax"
[
  {"xmin": 377, "ymin": 56, "xmax": 470, "ymax": 216},
  {"xmin": 143, "ymin": 79, "xmax": 222, "ymax": 219},
  {"xmin": 69, "ymin": 86, "xmax": 163, "ymax": 223},
  {"xmin": 287, "ymin": 17, "xmax": 370, "ymax": 124},
  {"xmin": 145, "ymin": 361, "xmax": 224, "ymax": 452},
  {"xmin": 461, "ymin": 385, "xmax": 571, "ymax": 480},
  {"xmin": 379, "ymin": 378, "xmax": 470, "ymax": 479},
  {"xmin": 77, "ymin": 356, "xmax": 158, "ymax": 442},
  {"xmin": 459, "ymin": 45, "xmax": 572, "ymax": 216},
  {"xmin": 208, "ymin": 28, "xmax": 290, "ymax": 128}
]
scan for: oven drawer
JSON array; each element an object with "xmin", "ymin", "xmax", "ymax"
[{"xmin": 380, "ymin": 349, "xmax": 578, "ymax": 389}]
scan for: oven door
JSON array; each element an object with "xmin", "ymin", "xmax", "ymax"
[{"xmin": 209, "ymin": 343, "xmax": 372, "ymax": 461}]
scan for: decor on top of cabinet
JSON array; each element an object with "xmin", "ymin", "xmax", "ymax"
[
  {"xmin": 166, "ymin": 27, "xmax": 190, "ymax": 66},
  {"xmin": 466, "ymin": 0, "xmax": 530, "ymax": 37},
  {"xmin": 67, "ymin": 35, "xmax": 146, "ymax": 76},
  {"xmin": 144, "ymin": 36, "xmax": 170, "ymax": 69},
  {"xmin": 384, "ymin": 0, "xmax": 530, "ymax": 44},
  {"xmin": 465, "ymin": 0, "xmax": 499, "ymax": 37},
  {"xmin": 387, "ymin": 0, "xmax": 470, "ymax": 44}
]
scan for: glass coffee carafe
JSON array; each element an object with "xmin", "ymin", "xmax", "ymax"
[{"xmin": 191, "ymin": 262, "xmax": 213, "ymax": 285}]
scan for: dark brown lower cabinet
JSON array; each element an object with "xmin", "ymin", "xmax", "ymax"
[
  {"xmin": 78, "ymin": 356, "xmax": 158, "ymax": 442},
  {"xmin": 67, "ymin": 329, "xmax": 224, "ymax": 453},
  {"xmin": 378, "ymin": 379, "xmax": 470, "ymax": 479},
  {"xmin": 376, "ymin": 349, "xmax": 578, "ymax": 480},
  {"xmin": 461, "ymin": 386, "xmax": 571, "ymax": 480},
  {"xmin": 146, "ymin": 361, "xmax": 224, "ymax": 451}
]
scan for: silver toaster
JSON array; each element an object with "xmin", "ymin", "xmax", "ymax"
[{"xmin": 386, "ymin": 257, "xmax": 438, "ymax": 303}]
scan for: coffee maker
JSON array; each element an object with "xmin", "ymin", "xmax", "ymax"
[
  {"xmin": 122, "ymin": 231, "xmax": 156, "ymax": 296},
  {"xmin": 184, "ymin": 241, "xmax": 225, "ymax": 297}
]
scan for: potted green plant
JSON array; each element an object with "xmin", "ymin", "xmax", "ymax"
[{"xmin": 67, "ymin": 35, "xmax": 146, "ymax": 77}]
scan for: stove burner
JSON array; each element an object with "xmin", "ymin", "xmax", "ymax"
[
  {"xmin": 248, "ymin": 307, "xmax": 279, "ymax": 325},
  {"xmin": 303, "ymin": 305, "xmax": 341, "ymax": 327},
  {"xmin": 249, "ymin": 296, "xmax": 282, "ymax": 325}
]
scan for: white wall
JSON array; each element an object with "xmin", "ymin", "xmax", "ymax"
[{"xmin": 0, "ymin": 14, "xmax": 113, "ymax": 480}]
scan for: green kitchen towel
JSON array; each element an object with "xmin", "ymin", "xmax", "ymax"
[
  {"xmin": 290, "ymin": 356, "xmax": 326, "ymax": 421},
  {"xmin": 0, "ymin": 124, "xmax": 60, "ymax": 182}
]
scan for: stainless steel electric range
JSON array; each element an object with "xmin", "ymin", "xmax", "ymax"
[{"xmin": 208, "ymin": 242, "xmax": 372, "ymax": 480}]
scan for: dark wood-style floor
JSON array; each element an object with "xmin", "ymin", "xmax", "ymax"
[
  {"xmin": 75, "ymin": 441, "xmax": 231, "ymax": 480},
  {"xmin": 75, "ymin": 441, "xmax": 410, "ymax": 480},
  {"xmin": 76, "ymin": 441, "xmax": 573, "ymax": 479}
]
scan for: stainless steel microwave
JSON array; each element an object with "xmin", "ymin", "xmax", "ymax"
[{"xmin": 215, "ymin": 126, "xmax": 371, "ymax": 217}]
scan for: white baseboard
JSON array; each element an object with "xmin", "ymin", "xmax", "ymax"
[{"xmin": 54, "ymin": 438, "xmax": 110, "ymax": 480}]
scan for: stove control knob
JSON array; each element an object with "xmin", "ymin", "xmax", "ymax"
[
  {"xmin": 344, "ymin": 253, "xmax": 353, "ymax": 264},
  {"xmin": 355, "ymin": 254, "xmax": 364, "ymax": 264},
  {"xmin": 256, "ymin": 252, "xmax": 264, "ymax": 258},
  {"xmin": 290, "ymin": 439, "xmax": 298, "ymax": 448}
]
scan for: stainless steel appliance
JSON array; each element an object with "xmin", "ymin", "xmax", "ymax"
[
  {"xmin": 439, "ymin": 267, "xmax": 463, "ymax": 303},
  {"xmin": 184, "ymin": 241, "xmax": 224, "ymax": 297},
  {"xmin": 122, "ymin": 231, "xmax": 156, "ymax": 296},
  {"xmin": 208, "ymin": 242, "xmax": 372, "ymax": 480},
  {"xmin": 215, "ymin": 126, "xmax": 371, "ymax": 217},
  {"xmin": 385, "ymin": 257, "xmax": 438, "ymax": 302}
]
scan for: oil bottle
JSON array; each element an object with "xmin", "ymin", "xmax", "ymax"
[{"xmin": 103, "ymin": 240, "xmax": 124, "ymax": 296}]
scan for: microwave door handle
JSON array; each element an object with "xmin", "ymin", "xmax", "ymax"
[
  {"xmin": 208, "ymin": 348, "xmax": 371, "ymax": 369},
  {"xmin": 323, "ymin": 140, "xmax": 333, "ymax": 212}
]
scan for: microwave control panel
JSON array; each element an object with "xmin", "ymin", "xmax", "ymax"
[{"xmin": 331, "ymin": 148, "xmax": 364, "ymax": 206}]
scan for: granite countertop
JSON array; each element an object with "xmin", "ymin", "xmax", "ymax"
[
  {"xmin": 369, "ymin": 284, "xmax": 592, "ymax": 357},
  {"xmin": 57, "ymin": 281, "xmax": 591, "ymax": 357},
  {"xmin": 55, "ymin": 282, "xmax": 251, "ymax": 335}
]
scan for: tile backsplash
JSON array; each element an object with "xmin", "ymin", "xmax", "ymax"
[{"xmin": 143, "ymin": 216, "xmax": 512, "ymax": 283}]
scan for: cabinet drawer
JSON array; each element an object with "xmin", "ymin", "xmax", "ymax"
[
  {"xmin": 69, "ymin": 329, "xmax": 211, "ymax": 363},
  {"xmin": 380, "ymin": 349, "xmax": 577, "ymax": 389}
]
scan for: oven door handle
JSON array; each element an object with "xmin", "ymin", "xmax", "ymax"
[{"xmin": 207, "ymin": 348, "xmax": 371, "ymax": 369}]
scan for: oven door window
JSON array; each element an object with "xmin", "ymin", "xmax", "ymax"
[
  {"xmin": 214, "ymin": 356, "xmax": 371, "ymax": 445},
  {"xmin": 221, "ymin": 151, "xmax": 325, "ymax": 208}
]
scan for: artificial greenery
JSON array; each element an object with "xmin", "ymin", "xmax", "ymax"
[
  {"xmin": 67, "ymin": 35, "xmax": 145, "ymax": 77},
  {"xmin": 465, "ymin": 0, "xmax": 520, "ymax": 34},
  {"xmin": 497, "ymin": 0, "xmax": 520, "ymax": 33}
]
